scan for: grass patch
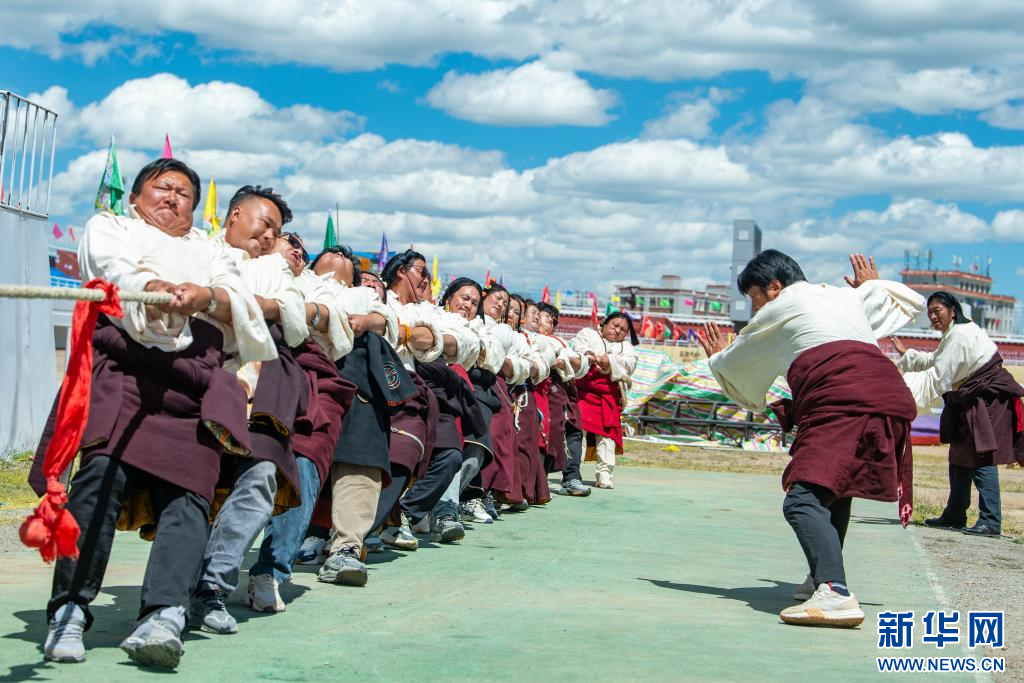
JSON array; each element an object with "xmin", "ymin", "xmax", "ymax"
[
  {"xmin": 0, "ymin": 451, "xmax": 39, "ymax": 525},
  {"xmin": 621, "ymin": 440, "xmax": 1024, "ymax": 539}
]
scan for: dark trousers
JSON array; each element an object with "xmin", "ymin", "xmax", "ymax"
[
  {"xmin": 782, "ymin": 482, "xmax": 852, "ymax": 587},
  {"xmin": 373, "ymin": 464, "xmax": 411, "ymax": 533},
  {"xmin": 944, "ymin": 463, "xmax": 1001, "ymax": 530},
  {"xmin": 399, "ymin": 447, "xmax": 461, "ymax": 525},
  {"xmin": 49, "ymin": 455, "xmax": 211, "ymax": 627},
  {"xmin": 562, "ymin": 423, "xmax": 583, "ymax": 483}
]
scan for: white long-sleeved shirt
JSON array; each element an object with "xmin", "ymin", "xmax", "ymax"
[
  {"xmin": 708, "ymin": 279, "xmax": 926, "ymax": 411},
  {"xmin": 571, "ymin": 327, "xmax": 636, "ymax": 382},
  {"xmin": 294, "ymin": 270, "xmax": 354, "ymax": 361},
  {"xmin": 543, "ymin": 333, "xmax": 590, "ymax": 381},
  {"xmin": 322, "ymin": 276, "xmax": 399, "ymax": 347},
  {"xmin": 79, "ymin": 207, "xmax": 276, "ymax": 364},
  {"xmin": 484, "ymin": 316, "xmax": 532, "ymax": 385},
  {"xmin": 522, "ymin": 329, "xmax": 558, "ymax": 384},
  {"xmin": 898, "ymin": 321, "xmax": 998, "ymax": 409},
  {"xmin": 468, "ymin": 316, "xmax": 506, "ymax": 375},
  {"xmin": 386, "ymin": 293, "xmax": 481, "ymax": 370}
]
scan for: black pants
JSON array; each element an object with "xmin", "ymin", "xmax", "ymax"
[
  {"xmin": 782, "ymin": 482, "xmax": 852, "ymax": 587},
  {"xmin": 562, "ymin": 423, "xmax": 583, "ymax": 483},
  {"xmin": 399, "ymin": 447, "xmax": 461, "ymax": 525},
  {"xmin": 373, "ymin": 464, "xmax": 412, "ymax": 533},
  {"xmin": 49, "ymin": 455, "xmax": 211, "ymax": 627},
  {"xmin": 943, "ymin": 463, "xmax": 1001, "ymax": 530}
]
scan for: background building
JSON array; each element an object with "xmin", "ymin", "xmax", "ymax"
[{"xmin": 901, "ymin": 267, "xmax": 1016, "ymax": 336}]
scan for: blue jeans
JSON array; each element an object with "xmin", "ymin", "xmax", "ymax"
[{"xmin": 249, "ymin": 457, "xmax": 321, "ymax": 584}]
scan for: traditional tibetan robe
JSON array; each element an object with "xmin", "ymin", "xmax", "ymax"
[
  {"xmin": 900, "ymin": 322, "xmax": 1024, "ymax": 468},
  {"xmin": 515, "ymin": 329, "xmax": 557, "ymax": 504},
  {"xmin": 709, "ymin": 279, "xmax": 925, "ymax": 524},
  {"xmin": 541, "ymin": 334, "xmax": 589, "ymax": 472},
  {"xmin": 571, "ymin": 326, "xmax": 637, "ymax": 454},
  {"xmin": 479, "ymin": 317, "xmax": 531, "ymax": 500},
  {"xmin": 461, "ymin": 316, "xmax": 506, "ymax": 470},
  {"xmin": 33, "ymin": 208, "xmax": 276, "ymax": 527}
]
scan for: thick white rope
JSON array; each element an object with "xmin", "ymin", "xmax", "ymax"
[{"xmin": 0, "ymin": 284, "xmax": 174, "ymax": 304}]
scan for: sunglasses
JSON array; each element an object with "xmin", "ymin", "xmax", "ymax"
[{"xmin": 282, "ymin": 232, "xmax": 310, "ymax": 264}]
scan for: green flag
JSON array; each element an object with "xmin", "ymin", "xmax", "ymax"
[
  {"xmin": 323, "ymin": 210, "xmax": 337, "ymax": 250},
  {"xmin": 95, "ymin": 132, "xmax": 125, "ymax": 216},
  {"xmin": 709, "ymin": 300, "xmax": 722, "ymax": 313}
]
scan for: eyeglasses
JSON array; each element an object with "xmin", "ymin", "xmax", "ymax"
[
  {"xmin": 281, "ymin": 232, "xmax": 310, "ymax": 264},
  {"xmin": 405, "ymin": 264, "xmax": 428, "ymax": 278}
]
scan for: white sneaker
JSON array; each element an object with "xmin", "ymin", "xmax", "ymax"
[
  {"xmin": 294, "ymin": 536, "xmax": 328, "ymax": 565},
  {"xmin": 411, "ymin": 515, "xmax": 431, "ymax": 535},
  {"xmin": 44, "ymin": 603, "xmax": 86, "ymax": 663},
  {"xmin": 246, "ymin": 574, "xmax": 285, "ymax": 613},
  {"xmin": 460, "ymin": 499, "xmax": 494, "ymax": 524},
  {"xmin": 595, "ymin": 475, "xmax": 615, "ymax": 489},
  {"xmin": 381, "ymin": 513, "xmax": 419, "ymax": 551},
  {"xmin": 780, "ymin": 584, "xmax": 864, "ymax": 628},
  {"xmin": 793, "ymin": 574, "xmax": 815, "ymax": 601}
]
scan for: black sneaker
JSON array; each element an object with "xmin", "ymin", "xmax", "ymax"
[
  {"xmin": 555, "ymin": 479, "xmax": 592, "ymax": 497},
  {"xmin": 430, "ymin": 513, "xmax": 465, "ymax": 543},
  {"xmin": 961, "ymin": 523, "xmax": 1000, "ymax": 537},
  {"xmin": 924, "ymin": 516, "xmax": 965, "ymax": 529},
  {"xmin": 190, "ymin": 583, "xmax": 237, "ymax": 634},
  {"xmin": 484, "ymin": 492, "xmax": 501, "ymax": 520}
]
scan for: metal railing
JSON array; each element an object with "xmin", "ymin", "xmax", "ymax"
[{"xmin": 0, "ymin": 91, "xmax": 58, "ymax": 219}]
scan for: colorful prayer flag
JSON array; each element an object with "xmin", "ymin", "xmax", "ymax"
[
  {"xmin": 95, "ymin": 132, "xmax": 125, "ymax": 216},
  {"xmin": 431, "ymin": 254, "xmax": 442, "ymax": 299},
  {"xmin": 554, "ymin": 289, "xmax": 561, "ymax": 310},
  {"xmin": 162, "ymin": 133, "xmax": 173, "ymax": 159},
  {"xmin": 68, "ymin": 226, "xmax": 76, "ymax": 241},
  {"xmin": 323, "ymin": 210, "xmax": 337, "ymax": 250},
  {"xmin": 590, "ymin": 293, "xmax": 599, "ymax": 328},
  {"xmin": 377, "ymin": 232, "xmax": 388, "ymax": 271},
  {"xmin": 541, "ymin": 286, "xmax": 551, "ymax": 304},
  {"xmin": 51, "ymin": 223, "xmax": 63, "ymax": 240},
  {"xmin": 484, "ymin": 270, "xmax": 491, "ymax": 287},
  {"xmin": 203, "ymin": 178, "xmax": 221, "ymax": 235}
]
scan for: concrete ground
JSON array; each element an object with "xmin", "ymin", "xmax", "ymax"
[{"xmin": 0, "ymin": 465, "xmax": 1004, "ymax": 682}]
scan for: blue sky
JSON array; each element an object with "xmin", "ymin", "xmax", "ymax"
[{"xmin": 4, "ymin": 2, "xmax": 1024, "ymax": 308}]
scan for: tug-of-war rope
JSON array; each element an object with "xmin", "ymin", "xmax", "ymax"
[{"xmin": 1, "ymin": 280, "xmax": 174, "ymax": 562}]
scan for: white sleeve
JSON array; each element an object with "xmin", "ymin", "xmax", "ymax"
[
  {"xmin": 79, "ymin": 213, "xmax": 178, "ymax": 347},
  {"xmin": 242, "ymin": 255, "xmax": 308, "ymax": 348},
  {"xmin": 607, "ymin": 342, "xmax": 637, "ymax": 381},
  {"xmin": 897, "ymin": 348, "xmax": 936, "ymax": 372},
  {"xmin": 437, "ymin": 309, "xmax": 482, "ymax": 369},
  {"xmin": 491, "ymin": 324, "xmax": 531, "ymax": 384},
  {"xmin": 855, "ymin": 280, "xmax": 926, "ymax": 339},
  {"xmin": 708, "ymin": 317, "xmax": 790, "ymax": 412},
  {"xmin": 296, "ymin": 273, "xmax": 354, "ymax": 360},
  {"xmin": 390, "ymin": 301, "xmax": 444, "ymax": 362},
  {"xmin": 900, "ymin": 337, "xmax": 969, "ymax": 408},
  {"xmin": 471, "ymin": 319, "xmax": 506, "ymax": 374},
  {"xmin": 205, "ymin": 242, "xmax": 278, "ymax": 364},
  {"xmin": 362, "ymin": 290, "xmax": 400, "ymax": 346}
]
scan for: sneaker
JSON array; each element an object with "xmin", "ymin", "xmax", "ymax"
[
  {"xmin": 430, "ymin": 512, "xmax": 466, "ymax": 543},
  {"xmin": 793, "ymin": 574, "xmax": 815, "ymax": 601},
  {"xmin": 484, "ymin": 492, "xmax": 501, "ymax": 520},
  {"xmin": 364, "ymin": 534, "xmax": 384, "ymax": 553},
  {"xmin": 411, "ymin": 515, "xmax": 431, "ymax": 535},
  {"xmin": 555, "ymin": 479, "xmax": 592, "ymax": 497},
  {"xmin": 381, "ymin": 513, "xmax": 419, "ymax": 551},
  {"xmin": 44, "ymin": 603, "xmax": 86, "ymax": 663},
  {"xmin": 294, "ymin": 535, "xmax": 329, "ymax": 565},
  {"xmin": 317, "ymin": 545, "xmax": 369, "ymax": 586},
  {"xmin": 189, "ymin": 583, "xmax": 237, "ymax": 635},
  {"xmin": 779, "ymin": 584, "xmax": 865, "ymax": 628},
  {"xmin": 962, "ymin": 523, "xmax": 1000, "ymax": 537},
  {"xmin": 461, "ymin": 499, "xmax": 494, "ymax": 524},
  {"xmin": 924, "ymin": 516, "xmax": 965, "ymax": 529},
  {"xmin": 594, "ymin": 475, "xmax": 615, "ymax": 489},
  {"xmin": 246, "ymin": 574, "xmax": 285, "ymax": 613},
  {"xmin": 120, "ymin": 605, "xmax": 186, "ymax": 669},
  {"xmin": 503, "ymin": 500, "xmax": 530, "ymax": 513}
]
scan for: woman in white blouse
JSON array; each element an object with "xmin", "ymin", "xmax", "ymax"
[
  {"xmin": 894, "ymin": 291, "xmax": 1024, "ymax": 537},
  {"xmin": 570, "ymin": 312, "xmax": 639, "ymax": 489}
]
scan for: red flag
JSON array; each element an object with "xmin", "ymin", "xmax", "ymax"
[
  {"xmin": 162, "ymin": 133, "xmax": 173, "ymax": 159},
  {"xmin": 51, "ymin": 223, "xmax": 63, "ymax": 240},
  {"xmin": 652, "ymin": 320, "xmax": 665, "ymax": 339},
  {"xmin": 640, "ymin": 316, "xmax": 655, "ymax": 338},
  {"xmin": 68, "ymin": 226, "xmax": 76, "ymax": 242},
  {"xmin": 670, "ymin": 323, "xmax": 682, "ymax": 341},
  {"xmin": 484, "ymin": 270, "xmax": 491, "ymax": 287},
  {"xmin": 541, "ymin": 286, "xmax": 551, "ymax": 304},
  {"xmin": 590, "ymin": 294, "xmax": 599, "ymax": 327}
]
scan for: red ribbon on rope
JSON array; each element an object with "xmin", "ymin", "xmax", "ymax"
[{"xmin": 19, "ymin": 279, "xmax": 123, "ymax": 562}]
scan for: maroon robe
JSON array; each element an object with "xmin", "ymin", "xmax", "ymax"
[
  {"xmin": 481, "ymin": 375, "xmax": 520, "ymax": 500},
  {"xmin": 290, "ymin": 339, "xmax": 357, "ymax": 488},
  {"xmin": 32, "ymin": 315, "xmax": 248, "ymax": 505},
  {"xmin": 389, "ymin": 372, "xmax": 438, "ymax": 479},
  {"xmin": 514, "ymin": 385, "xmax": 550, "ymax": 504},
  {"xmin": 939, "ymin": 353, "xmax": 1024, "ymax": 468},
  {"xmin": 771, "ymin": 340, "xmax": 916, "ymax": 525}
]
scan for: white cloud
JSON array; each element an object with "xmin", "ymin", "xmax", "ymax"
[
  {"xmin": 641, "ymin": 89, "xmax": 731, "ymax": 140},
  {"xmin": 425, "ymin": 62, "xmax": 618, "ymax": 127}
]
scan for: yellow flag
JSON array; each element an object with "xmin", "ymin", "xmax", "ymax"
[
  {"xmin": 203, "ymin": 178, "xmax": 221, "ymax": 235},
  {"xmin": 430, "ymin": 254, "xmax": 442, "ymax": 298},
  {"xmin": 554, "ymin": 289, "xmax": 562, "ymax": 310}
]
